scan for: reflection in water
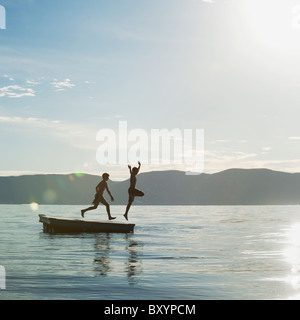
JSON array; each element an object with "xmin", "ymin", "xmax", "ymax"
[
  {"xmin": 93, "ymin": 233, "xmax": 112, "ymax": 277},
  {"xmin": 93, "ymin": 233, "xmax": 143, "ymax": 285},
  {"xmin": 283, "ymin": 223, "xmax": 300, "ymax": 299},
  {"xmin": 125, "ymin": 234, "xmax": 143, "ymax": 286}
]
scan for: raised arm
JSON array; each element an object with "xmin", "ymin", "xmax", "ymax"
[
  {"xmin": 137, "ymin": 161, "xmax": 141, "ymax": 173},
  {"xmin": 128, "ymin": 164, "xmax": 132, "ymax": 174}
]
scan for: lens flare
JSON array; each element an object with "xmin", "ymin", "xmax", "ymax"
[
  {"xmin": 75, "ymin": 173, "xmax": 85, "ymax": 178},
  {"xmin": 42, "ymin": 189, "xmax": 57, "ymax": 204},
  {"xmin": 30, "ymin": 202, "xmax": 39, "ymax": 212}
]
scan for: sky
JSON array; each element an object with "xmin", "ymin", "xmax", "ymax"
[{"xmin": 1, "ymin": 0, "xmax": 300, "ymax": 179}]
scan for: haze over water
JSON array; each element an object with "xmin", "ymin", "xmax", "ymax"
[{"xmin": 1, "ymin": 205, "xmax": 300, "ymax": 300}]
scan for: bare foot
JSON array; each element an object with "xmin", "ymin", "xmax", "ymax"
[
  {"xmin": 123, "ymin": 214, "xmax": 128, "ymax": 221},
  {"xmin": 109, "ymin": 216, "xmax": 116, "ymax": 220},
  {"xmin": 81, "ymin": 210, "xmax": 85, "ymax": 218}
]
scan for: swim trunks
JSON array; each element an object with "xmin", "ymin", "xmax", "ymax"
[
  {"xmin": 128, "ymin": 188, "xmax": 144, "ymax": 202},
  {"xmin": 92, "ymin": 193, "xmax": 109, "ymax": 206}
]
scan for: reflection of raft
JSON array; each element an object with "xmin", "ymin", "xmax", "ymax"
[{"xmin": 39, "ymin": 214, "xmax": 135, "ymax": 234}]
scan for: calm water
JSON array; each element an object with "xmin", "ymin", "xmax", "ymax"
[{"xmin": 1, "ymin": 205, "xmax": 300, "ymax": 300}]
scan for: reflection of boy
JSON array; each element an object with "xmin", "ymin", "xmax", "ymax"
[
  {"xmin": 124, "ymin": 161, "xmax": 144, "ymax": 221},
  {"xmin": 81, "ymin": 173, "xmax": 116, "ymax": 220}
]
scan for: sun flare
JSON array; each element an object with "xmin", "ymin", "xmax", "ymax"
[{"xmin": 30, "ymin": 202, "xmax": 39, "ymax": 212}]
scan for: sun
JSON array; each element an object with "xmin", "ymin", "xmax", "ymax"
[{"xmin": 243, "ymin": 0, "xmax": 299, "ymax": 54}]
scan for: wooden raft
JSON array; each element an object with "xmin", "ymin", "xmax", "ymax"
[{"xmin": 39, "ymin": 214, "xmax": 135, "ymax": 234}]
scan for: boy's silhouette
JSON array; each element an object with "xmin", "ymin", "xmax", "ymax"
[
  {"xmin": 124, "ymin": 161, "xmax": 144, "ymax": 220},
  {"xmin": 81, "ymin": 173, "xmax": 116, "ymax": 220}
]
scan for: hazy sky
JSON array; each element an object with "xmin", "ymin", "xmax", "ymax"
[{"xmin": 1, "ymin": 0, "xmax": 300, "ymax": 179}]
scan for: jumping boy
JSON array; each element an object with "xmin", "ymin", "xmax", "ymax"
[
  {"xmin": 124, "ymin": 161, "xmax": 144, "ymax": 220},
  {"xmin": 81, "ymin": 173, "xmax": 116, "ymax": 220}
]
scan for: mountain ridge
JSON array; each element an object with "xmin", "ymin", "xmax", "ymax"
[{"xmin": 1, "ymin": 168, "xmax": 300, "ymax": 205}]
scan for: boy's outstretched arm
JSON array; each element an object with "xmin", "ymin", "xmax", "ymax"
[
  {"xmin": 106, "ymin": 185, "xmax": 114, "ymax": 201},
  {"xmin": 128, "ymin": 164, "xmax": 132, "ymax": 174},
  {"xmin": 137, "ymin": 161, "xmax": 141, "ymax": 173}
]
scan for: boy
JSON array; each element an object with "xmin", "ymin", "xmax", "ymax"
[
  {"xmin": 124, "ymin": 161, "xmax": 144, "ymax": 220},
  {"xmin": 81, "ymin": 173, "xmax": 116, "ymax": 220}
]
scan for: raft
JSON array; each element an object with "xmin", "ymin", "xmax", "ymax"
[{"xmin": 39, "ymin": 214, "xmax": 135, "ymax": 234}]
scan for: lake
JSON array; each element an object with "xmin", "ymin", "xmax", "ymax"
[{"xmin": 0, "ymin": 205, "xmax": 300, "ymax": 300}]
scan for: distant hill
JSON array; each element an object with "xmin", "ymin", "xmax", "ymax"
[{"xmin": 1, "ymin": 169, "xmax": 300, "ymax": 205}]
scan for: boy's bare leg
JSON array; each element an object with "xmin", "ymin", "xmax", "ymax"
[
  {"xmin": 81, "ymin": 205, "xmax": 98, "ymax": 218},
  {"xmin": 124, "ymin": 199, "xmax": 133, "ymax": 221},
  {"xmin": 104, "ymin": 203, "xmax": 116, "ymax": 220}
]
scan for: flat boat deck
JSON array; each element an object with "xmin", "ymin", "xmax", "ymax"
[{"xmin": 39, "ymin": 214, "xmax": 135, "ymax": 234}]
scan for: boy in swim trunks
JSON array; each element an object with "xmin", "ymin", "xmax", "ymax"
[
  {"xmin": 124, "ymin": 161, "xmax": 144, "ymax": 220},
  {"xmin": 81, "ymin": 173, "xmax": 116, "ymax": 220}
]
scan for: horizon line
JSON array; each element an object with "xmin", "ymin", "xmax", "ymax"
[{"xmin": 0, "ymin": 167, "xmax": 298, "ymax": 179}]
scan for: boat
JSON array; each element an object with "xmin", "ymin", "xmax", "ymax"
[{"xmin": 39, "ymin": 214, "xmax": 135, "ymax": 234}]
